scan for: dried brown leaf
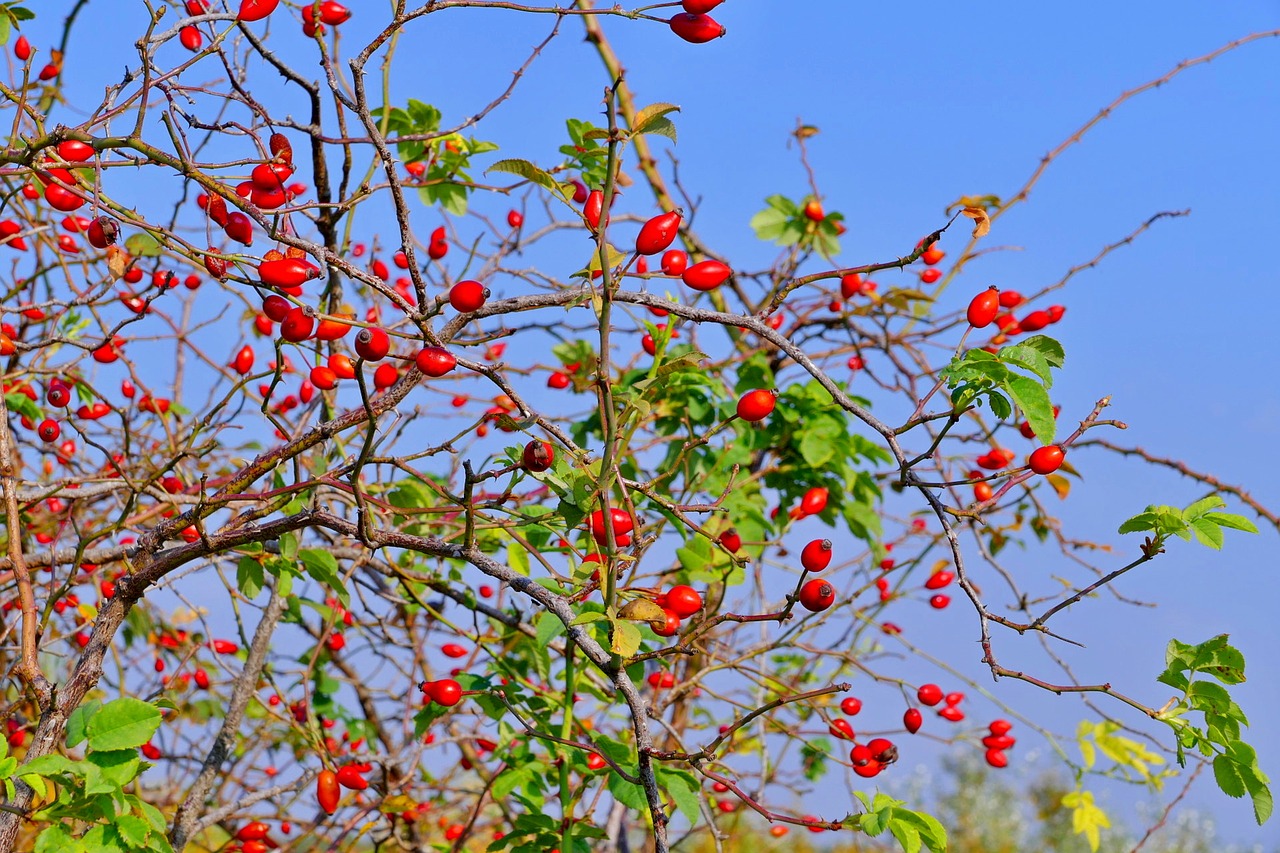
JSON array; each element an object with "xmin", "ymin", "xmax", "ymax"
[{"xmin": 961, "ymin": 207, "xmax": 991, "ymax": 239}]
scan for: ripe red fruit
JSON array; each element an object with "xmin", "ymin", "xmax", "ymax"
[
  {"xmin": 261, "ymin": 295, "xmax": 291, "ymax": 322},
  {"xmin": 938, "ymin": 705, "xmax": 965, "ymax": 722},
  {"xmin": 232, "ymin": 345, "xmax": 255, "ymax": 375},
  {"xmin": 866, "ymin": 737, "xmax": 898, "ymax": 765},
  {"xmin": 800, "ymin": 539, "xmax": 833, "ymax": 572},
  {"xmin": 651, "ymin": 608, "xmax": 681, "ymax": 637},
  {"xmin": 336, "ymin": 764, "xmax": 368, "ymax": 790},
  {"xmin": 929, "ymin": 594, "xmax": 951, "ymax": 609},
  {"xmin": 180, "ymin": 25, "xmax": 203, "ymax": 51},
  {"xmin": 1020, "ymin": 310, "xmax": 1051, "ymax": 332},
  {"xmin": 917, "ymin": 684, "xmax": 943, "ymax": 706},
  {"xmin": 238, "ymin": 0, "xmax": 280, "ymax": 22},
  {"xmin": 665, "ymin": 585, "xmax": 702, "ymax": 619},
  {"xmin": 800, "ymin": 486, "xmax": 829, "ymax": 516},
  {"xmin": 1047, "ymin": 304, "xmax": 1066, "ymax": 323},
  {"xmin": 224, "ymin": 212, "xmax": 253, "ymax": 245},
  {"xmin": 841, "ymin": 697, "xmax": 863, "ymax": 716},
  {"xmin": 635, "ymin": 210, "xmax": 681, "ymax": 255},
  {"xmin": 13, "ymin": 36, "xmax": 30, "ymax": 62},
  {"xmin": 547, "ymin": 371, "xmax": 570, "ymax": 389},
  {"xmin": 966, "ymin": 286, "xmax": 1000, "ymax": 328},
  {"xmin": 588, "ymin": 507, "xmax": 634, "ymax": 545},
  {"xmin": 259, "ymin": 257, "xmax": 320, "ymax": 289},
  {"xmin": 316, "ymin": 769, "xmax": 340, "ymax": 814},
  {"xmin": 414, "ymin": 347, "xmax": 457, "ymax": 377},
  {"xmin": 924, "ymin": 571, "xmax": 953, "ymax": 590},
  {"xmin": 797, "ymin": 579, "xmax": 835, "ymax": 612},
  {"xmin": 506, "ymin": 209, "xmax": 523, "ymax": 228},
  {"xmin": 38, "ymin": 419, "xmax": 60, "ymax": 442},
  {"xmin": 316, "ymin": 1, "xmax": 352, "ymax": 25},
  {"xmin": 829, "ymin": 718, "xmax": 855, "ymax": 740},
  {"xmin": 279, "ymin": 306, "xmax": 315, "ymax": 342},
  {"xmin": 904, "ymin": 708, "xmax": 923, "ymax": 734},
  {"xmin": 973, "ymin": 481, "xmax": 994, "ymax": 502},
  {"xmin": 920, "ymin": 268, "xmax": 942, "ymax": 284},
  {"xmin": 426, "ymin": 678, "xmax": 462, "ymax": 706},
  {"xmin": 681, "ymin": 0, "xmax": 723, "ymax": 12},
  {"xmin": 372, "ymin": 362, "xmax": 399, "ymax": 389},
  {"xmin": 57, "ymin": 141, "xmax": 94, "ymax": 162},
  {"xmin": 85, "ymin": 216, "xmax": 118, "ymax": 249},
  {"xmin": 985, "ymin": 749, "xmax": 1009, "ymax": 768},
  {"xmin": 735, "ymin": 388, "xmax": 776, "ymax": 422},
  {"xmin": 718, "ymin": 528, "xmax": 741, "ymax": 552},
  {"xmin": 681, "ymin": 259, "xmax": 731, "ymax": 291},
  {"xmin": 998, "ymin": 290, "xmax": 1023, "ymax": 308},
  {"xmin": 802, "ymin": 199, "xmax": 825, "ymax": 222},
  {"xmin": 989, "ymin": 718, "xmax": 1013, "ymax": 736},
  {"xmin": 1028, "ymin": 444, "xmax": 1065, "ymax": 475},
  {"xmin": 660, "ymin": 249, "xmax": 688, "ymax": 276},
  {"xmin": 983, "ymin": 734, "xmax": 1017, "ymax": 750},
  {"xmin": 354, "ymin": 327, "xmax": 390, "ymax": 361},
  {"xmin": 236, "ymin": 822, "xmax": 270, "ymax": 842},
  {"xmin": 449, "ymin": 280, "xmax": 488, "ymax": 312},
  {"xmin": 521, "ymin": 440, "xmax": 554, "ymax": 473},
  {"xmin": 583, "ymin": 189, "xmax": 605, "ymax": 231},
  {"xmin": 669, "ymin": 12, "xmax": 726, "ymax": 43}
]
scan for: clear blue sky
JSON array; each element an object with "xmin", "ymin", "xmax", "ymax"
[{"xmin": 25, "ymin": 1, "xmax": 1280, "ymax": 845}]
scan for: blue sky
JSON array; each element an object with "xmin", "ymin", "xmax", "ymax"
[{"xmin": 22, "ymin": 0, "xmax": 1280, "ymax": 845}]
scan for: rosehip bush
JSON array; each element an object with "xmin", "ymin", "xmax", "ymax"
[{"xmin": 0, "ymin": 5, "xmax": 1272, "ymax": 853}]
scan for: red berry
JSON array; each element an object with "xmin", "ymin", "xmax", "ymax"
[
  {"xmin": 681, "ymin": 259, "xmax": 731, "ymax": 291},
  {"xmin": 938, "ymin": 705, "xmax": 965, "ymax": 722},
  {"xmin": 232, "ymin": 345, "xmax": 255, "ymax": 375},
  {"xmin": 840, "ymin": 697, "xmax": 862, "ymax": 716},
  {"xmin": 414, "ymin": 347, "xmax": 456, "ymax": 377},
  {"xmin": 829, "ymin": 718, "xmax": 855, "ymax": 740},
  {"xmin": 449, "ymin": 280, "xmax": 488, "ymax": 313},
  {"xmin": 998, "ymin": 290, "xmax": 1023, "ymax": 308},
  {"xmin": 904, "ymin": 708, "xmax": 923, "ymax": 734},
  {"xmin": 916, "ymin": 684, "xmax": 943, "ymax": 706},
  {"xmin": 180, "ymin": 25, "xmax": 203, "ymax": 51},
  {"xmin": 238, "ymin": 0, "xmax": 280, "ymax": 22},
  {"xmin": 660, "ymin": 250, "xmax": 688, "ymax": 276},
  {"xmin": 928, "ymin": 594, "xmax": 950, "ymax": 609},
  {"xmin": 718, "ymin": 528, "xmax": 741, "ymax": 552},
  {"xmin": 427, "ymin": 678, "xmax": 462, "ymax": 707},
  {"xmin": 985, "ymin": 748, "xmax": 1008, "ymax": 768},
  {"xmin": 665, "ymin": 585, "xmax": 702, "ymax": 619},
  {"xmin": 797, "ymin": 579, "xmax": 835, "ymax": 612},
  {"xmin": 547, "ymin": 371, "xmax": 570, "ymax": 389},
  {"xmin": 651, "ymin": 608, "xmax": 681, "ymax": 637},
  {"xmin": 668, "ymin": 12, "xmax": 726, "ymax": 43},
  {"xmin": 966, "ymin": 286, "xmax": 1000, "ymax": 328},
  {"xmin": 800, "ymin": 486, "xmax": 828, "ymax": 516},
  {"xmin": 354, "ymin": 327, "xmax": 390, "ymax": 361},
  {"xmin": 279, "ymin": 306, "xmax": 315, "ymax": 342},
  {"xmin": 681, "ymin": 0, "xmax": 723, "ymax": 11},
  {"xmin": 315, "ymin": 768, "xmax": 340, "ymax": 814},
  {"xmin": 38, "ymin": 419, "xmax": 60, "ymax": 442},
  {"xmin": 521, "ymin": 440, "xmax": 554, "ymax": 473},
  {"xmin": 13, "ymin": 36, "xmax": 30, "ymax": 62},
  {"xmin": 635, "ymin": 210, "xmax": 681, "ymax": 255},
  {"xmin": 989, "ymin": 719, "xmax": 1013, "ymax": 736},
  {"xmin": 735, "ymin": 388, "xmax": 776, "ymax": 422},
  {"xmin": 583, "ymin": 189, "xmax": 605, "ymax": 231},
  {"xmin": 259, "ymin": 257, "xmax": 320, "ymax": 289},
  {"xmin": 924, "ymin": 571, "xmax": 953, "ymax": 590},
  {"xmin": 1020, "ymin": 310, "xmax": 1051, "ymax": 332},
  {"xmin": 1028, "ymin": 444, "xmax": 1064, "ymax": 475},
  {"xmin": 507, "ymin": 210, "xmax": 523, "ymax": 228},
  {"xmin": 800, "ymin": 538, "xmax": 833, "ymax": 572}
]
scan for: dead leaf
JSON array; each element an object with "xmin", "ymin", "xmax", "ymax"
[
  {"xmin": 961, "ymin": 207, "xmax": 991, "ymax": 239},
  {"xmin": 106, "ymin": 246, "xmax": 128, "ymax": 280},
  {"xmin": 618, "ymin": 598, "xmax": 667, "ymax": 623}
]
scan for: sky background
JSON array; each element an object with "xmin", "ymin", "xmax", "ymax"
[{"xmin": 20, "ymin": 1, "xmax": 1280, "ymax": 846}]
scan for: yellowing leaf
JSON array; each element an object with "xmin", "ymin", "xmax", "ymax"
[
  {"xmin": 1046, "ymin": 473, "xmax": 1071, "ymax": 499},
  {"xmin": 106, "ymin": 245, "xmax": 128, "ymax": 280},
  {"xmin": 961, "ymin": 206, "xmax": 991, "ymax": 239},
  {"xmin": 618, "ymin": 598, "xmax": 666, "ymax": 623},
  {"xmin": 1062, "ymin": 789, "xmax": 1109, "ymax": 852},
  {"xmin": 611, "ymin": 620, "xmax": 642, "ymax": 658}
]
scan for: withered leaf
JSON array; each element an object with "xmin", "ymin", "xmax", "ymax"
[{"xmin": 961, "ymin": 207, "xmax": 991, "ymax": 239}]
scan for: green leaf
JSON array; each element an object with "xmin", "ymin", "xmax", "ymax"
[
  {"xmin": 1003, "ymin": 374, "xmax": 1054, "ymax": 443},
  {"xmin": 35, "ymin": 824, "xmax": 83, "ymax": 853},
  {"xmin": 1189, "ymin": 517, "xmax": 1225, "ymax": 550},
  {"xmin": 236, "ymin": 557, "xmax": 264, "ymax": 600},
  {"xmin": 123, "ymin": 231, "xmax": 162, "ymax": 258},
  {"xmin": 66, "ymin": 699, "xmax": 102, "ymax": 748},
  {"xmin": 85, "ymin": 697, "xmax": 162, "ymax": 752},
  {"xmin": 1205, "ymin": 512, "xmax": 1260, "ymax": 534},
  {"xmin": 535, "ymin": 611, "xmax": 561, "ymax": 648},
  {"xmin": 607, "ymin": 769, "xmax": 647, "ymax": 810},
  {"xmin": 508, "ymin": 541, "xmax": 530, "ymax": 576},
  {"xmin": 5, "ymin": 392, "xmax": 40, "ymax": 422},
  {"xmin": 298, "ymin": 549, "xmax": 347, "ymax": 604},
  {"xmin": 888, "ymin": 818, "xmax": 921, "ymax": 853},
  {"xmin": 656, "ymin": 768, "xmax": 701, "ymax": 826},
  {"xmin": 114, "ymin": 814, "xmax": 151, "ymax": 847},
  {"xmin": 486, "ymin": 158, "xmax": 565, "ymax": 198},
  {"xmin": 1118, "ymin": 511, "xmax": 1158, "ymax": 534},
  {"xmin": 631, "ymin": 102, "xmax": 680, "ymax": 136},
  {"xmin": 1215, "ymin": 752, "xmax": 1247, "ymax": 798}
]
